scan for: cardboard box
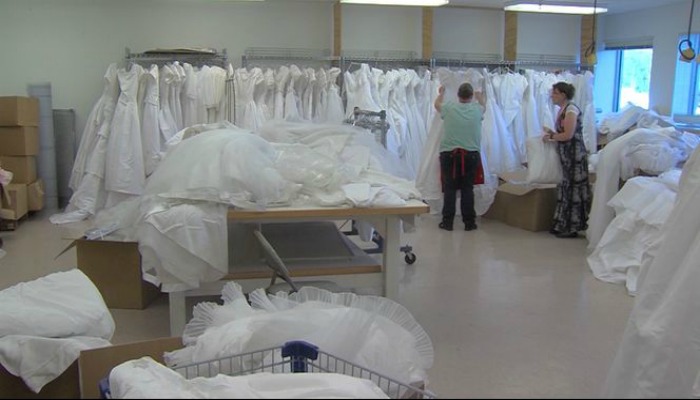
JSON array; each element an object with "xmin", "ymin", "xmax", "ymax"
[
  {"xmin": 0, "ymin": 96, "xmax": 39, "ymax": 126},
  {"xmin": 59, "ymin": 239, "xmax": 161, "ymax": 310},
  {"xmin": 0, "ymin": 126, "xmax": 39, "ymax": 155},
  {"xmin": 79, "ymin": 337, "xmax": 183, "ymax": 399},
  {"xmin": 0, "ymin": 182, "xmax": 28, "ymax": 220},
  {"xmin": 27, "ymin": 179, "xmax": 44, "ymax": 211},
  {"xmin": 0, "ymin": 156, "xmax": 37, "ymax": 183},
  {"xmin": 0, "ymin": 362, "xmax": 80, "ymax": 399},
  {"xmin": 483, "ymin": 171, "xmax": 557, "ymax": 232}
]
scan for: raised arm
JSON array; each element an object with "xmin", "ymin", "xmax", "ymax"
[{"xmin": 434, "ymin": 85, "xmax": 445, "ymax": 113}]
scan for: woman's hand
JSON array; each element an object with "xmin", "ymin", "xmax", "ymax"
[{"xmin": 541, "ymin": 127, "xmax": 556, "ymax": 142}]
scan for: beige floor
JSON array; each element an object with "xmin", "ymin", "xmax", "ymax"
[{"xmin": 0, "ymin": 208, "xmax": 635, "ymax": 398}]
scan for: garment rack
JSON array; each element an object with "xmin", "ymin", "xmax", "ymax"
[{"xmin": 124, "ymin": 47, "xmax": 228, "ymax": 68}]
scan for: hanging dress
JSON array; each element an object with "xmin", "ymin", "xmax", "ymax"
[
  {"xmin": 50, "ymin": 64, "xmax": 120, "ymax": 224},
  {"xmin": 325, "ymin": 68, "xmax": 345, "ymax": 124},
  {"xmin": 181, "ymin": 63, "xmax": 199, "ymax": 130},
  {"xmin": 284, "ymin": 65, "xmax": 302, "ymax": 121},
  {"xmin": 273, "ymin": 66, "xmax": 290, "ymax": 121},
  {"xmin": 105, "ymin": 64, "xmax": 145, "ymax": 202},
  {"xmin": 140, "ymin": 64, "xmax": 161, "ymax": 176},
  {"xmin": 158, "ymin": 64, "xmax": 179, "ymax": 146},
  {"xmin": 68, "ymin": 63, "xmax": 119, "ymax": 192}
]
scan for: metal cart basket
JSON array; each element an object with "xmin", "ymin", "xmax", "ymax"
[
  {"xmin": 344, "ymin": 107, "xmax": 418, "ymax": 265},
  {"xmin": 99, "ymin": 340, "xmax": 436, "ymax": 399}
]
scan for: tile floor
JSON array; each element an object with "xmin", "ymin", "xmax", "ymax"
[{"xmin": 0, "ymin": 208, "xmax": 635, "ymax": 398}]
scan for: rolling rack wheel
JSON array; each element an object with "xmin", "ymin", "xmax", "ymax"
[{"xmin": 402, "ymin": 246, "xmax": 417, "ymax": 264}]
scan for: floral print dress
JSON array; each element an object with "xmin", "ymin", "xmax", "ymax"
[{"xmin": 553, "ymin": 103, "xmax": 592, "ymax": 233}]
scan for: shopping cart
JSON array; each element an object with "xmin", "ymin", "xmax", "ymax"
[
  {"xmin": 99, "ymin": 340, "xmax": 436, "ymax": 399},
  {"xmin": 344, "ymin": 107, "xmax": 418, "ymax": 265}
]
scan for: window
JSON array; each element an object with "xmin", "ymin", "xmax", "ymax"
[
  {"xmin": 673, "ymin": 33, "xmax": 700, "ymax": 117},
  {"xmin": 613, "ymin": 48, "xmax": 653, "ymax": 111}
]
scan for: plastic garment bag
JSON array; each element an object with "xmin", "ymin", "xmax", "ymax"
[{"xmin": 525, "ymin": 137, "xmax": 562, "ymax": 184}]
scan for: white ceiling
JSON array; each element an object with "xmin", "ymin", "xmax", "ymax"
[{"xmin": 445, "ymin": 0, "xmax": 689, "ymax": 15}]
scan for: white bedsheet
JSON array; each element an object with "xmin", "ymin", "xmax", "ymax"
[
  {"xmin": 0, "ymin": 269, "xmax": 114, "ymax": 339},
  {"xmin": 0, "ymin": 336, "xmax": 110, "ymax": 393},
  {"xmin": 0, "ymin": 269, "xmax": 114, "ymax": 393}
]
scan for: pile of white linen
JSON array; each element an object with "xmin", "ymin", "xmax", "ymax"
[
  {"xmin": 586, "ymin": 126, "xmax": 699, "ymax": 249},
  {"xmin": 587, "ymin": 170, "xmax": 681, "ymax": 295},
  {"xmin": 92, "ymin": 122, "xmax": 421, "ymax": 292},
  {"xmin": 109, "ymin": 356, "xmax": 389, "ymax": 399},
  {"xmin": 601, "ymin": 145, "xmax": 700, "ymax": 398},
  {"xmin": 165, "ymin": 283, "xmax": 433, "ymax": 393},
  {"xmin": 0, "ymin": 269, "xmax": 114, "ymax": 392}
]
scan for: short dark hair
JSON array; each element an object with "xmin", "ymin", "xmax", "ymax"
[
  {"xmin": 552, "ymin": 82, "xmax": 575, "ymax": 100},
  {"xmin": 458, "ymin": 83, "xmax": 474, "ymax": 100}
]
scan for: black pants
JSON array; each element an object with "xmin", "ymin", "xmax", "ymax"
[{"xmin": 440, "ymin": 149, "xmax": 480, "ymax": 225}]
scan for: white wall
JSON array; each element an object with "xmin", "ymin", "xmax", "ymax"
[
  {"xmin": 433, "ymin": 7, "xmax": 503, "ymax": 57},
  {"xmin": 600, "ymin": 1, "xmax": 695, "ymax": 115},
  {"xmin": 517, "ymin": 13, "xmax": 581, "ymax": 60},
  {"xmin": 341, "ymin": 4, "xmax": 422, "ymax": 55},
  {"xmin": 6, "ymin": 0, "xmax": 686, "ymax": 142},
  {"xmin": 0, "ymin": 0, "xmax": 333, "ymax": 142}
]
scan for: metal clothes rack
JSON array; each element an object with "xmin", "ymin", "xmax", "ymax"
[
  {"xmin": 431, "ymin": 51, "xmax": 593, "ymax": 73},
  {"xmin": 343, "ymin": 107, "xmax": 417, "ymax": 265},
  {"xmin": 124, "ymin": 47, "xmax": 228, "ymax": 68},
  {"xmin": 242, "ymin": 47, "xmax": 341, "ymax": 69}
]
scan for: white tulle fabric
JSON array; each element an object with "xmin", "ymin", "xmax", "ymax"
[
  {"xmin": 168, "ymin": 282, "xmax": 433, "ymax": 391},
  {"xmin": 92, "ymin": 122, "xmax": 420, "ymax": 291},
  {"xmin": 110, "ymin": 357, "xmax": 389, "ymax": 399}
]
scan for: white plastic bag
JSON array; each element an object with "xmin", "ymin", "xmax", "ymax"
[{"xmin": 525, "ymin": 136, "xmax": 563, "ymax": 184}]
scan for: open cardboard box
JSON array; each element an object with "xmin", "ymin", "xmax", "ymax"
[
  {"xmin": 0, "ymin": 362, "xmax": 79, "ymax": 399},
  {"xmin": 57, "ymin": 238, "xmax": 161, "ymax": 310},
  {"xmin": 78, "ymin": 337, "xmax": 183, "ymax": 399},
  {"xmin": 483, "ymin": 170, "xmax": 557, "ymax": 232}
]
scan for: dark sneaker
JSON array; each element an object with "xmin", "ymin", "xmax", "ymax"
[
  {"xmin": 555, "ymin": 231, "xmax": 578, "ymax": 239},
  {"xmin": 439, "ymin": 221, "xmax": 453, "ymax": 231},
  {"xmin": 548, "ymin": 228, "xmax": 560, "ymax": 235},
  {"xmin": 464, "ymin": 222, "xmax": 478, "ymax": 231}
]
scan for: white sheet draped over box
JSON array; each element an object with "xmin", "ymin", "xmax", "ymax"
[
  {"xmin": 92, "ymin": 122, "xmax": 421, "ymax": 293},
  {"xmin": 0, "ymin": 269, "xmax": 113, "ymax": 392}
]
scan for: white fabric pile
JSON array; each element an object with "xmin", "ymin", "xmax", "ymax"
[
  {"xmin": 91, "ymin": 122, "xmax": 421, "ymax": 292},
  {"xmin": 164, "ymin": 283, "xmax": 433, "ymax": 395},
  {"xmin": 601, "ymin": 145, "xmax": 700, "ymax": 398},
  {"xmin": 525, "ymin": 136, "xmax": 562, "ymax": 184},
  {"xmin": 0, "ymin": 269, "xmax": 114, "ymax": 392},
  {"xmin": 586, "ymin": 126, "xmax": 700, "ymax": 249},
  {"xmin": 587, "ymin": 170, "xmax": 681, "ymax": 295},
  {"xmin": 110, "ymin": 357, "xmax": 389, "ymax": 399}
]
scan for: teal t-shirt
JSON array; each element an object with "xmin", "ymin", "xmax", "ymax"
[{"xmin": 439, "ymin": 101, "xmax": 483, "ymax": 152}]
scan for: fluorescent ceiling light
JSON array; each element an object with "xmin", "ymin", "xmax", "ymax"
[
  {"xmin": 340, "ymin": 0, "xmax": 449, "ymax": 6},
  {"xmin": 504, "ymin": 1, "xmax": 607, "ymax": 15}
]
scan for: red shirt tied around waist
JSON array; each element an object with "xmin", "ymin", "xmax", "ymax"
[{"xmin": 434, "ymin": 82, "xmax": 485, "ymax": 232}]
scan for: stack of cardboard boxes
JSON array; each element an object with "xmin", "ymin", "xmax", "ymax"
[{"xmin": 0, "ymin": 96, "xmax": 45, "ymax": 230}]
